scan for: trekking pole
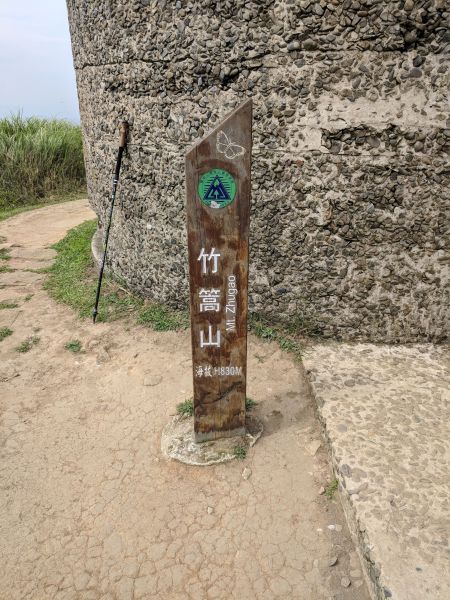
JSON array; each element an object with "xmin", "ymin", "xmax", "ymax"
[{"xmin": 92, "ymin": 121, "xmax": 129, "ymax": 324}]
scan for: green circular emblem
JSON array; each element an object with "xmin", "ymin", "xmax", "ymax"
[{"xmin": 198, "ymin": 168, "xmax": 236, "ymax": 209}]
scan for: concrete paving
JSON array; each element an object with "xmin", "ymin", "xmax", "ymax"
[{"xmin": 303, "ymin": 342, "xmax": 450, "ymax": 600}]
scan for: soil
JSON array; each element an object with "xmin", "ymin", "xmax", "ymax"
[{"xmin": 0, "ymin": 200, "xmax": 371, "ymax": 600}]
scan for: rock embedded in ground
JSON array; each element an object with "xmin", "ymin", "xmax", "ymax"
[{"xmin": 242, "ymin": 467, "xmax": 252, "ymax": 480}]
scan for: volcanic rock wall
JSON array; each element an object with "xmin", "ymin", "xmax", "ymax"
[{"xmin": 67, "ymin": 0, "xmax": 450, "ymax": 342}]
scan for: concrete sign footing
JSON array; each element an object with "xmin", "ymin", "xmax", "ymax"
[{"xmin": 161, "ymin": 413, "xmax": 263, "ymax": 466}]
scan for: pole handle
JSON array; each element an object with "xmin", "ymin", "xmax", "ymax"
[{"xmin": 119, "ymin": 121, "xmax": 129, "ymax": 148}]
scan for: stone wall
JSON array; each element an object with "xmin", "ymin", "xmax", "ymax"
[{"xmin": 66, "ymin": 0, "xmax": 450, "ymax": 343}]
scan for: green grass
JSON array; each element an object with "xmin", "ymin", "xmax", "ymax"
[
  {"xmin": 176, "ymin": 399, "xmax": 194, "ymax": 417},
  {"xmin": 45, "ymin": 219, "xmax": 188, "ymax": 330},
  {"xmin": 0, "ymin": 247, "xmax": 11, "ymax": 260},
  {"xmin": 24, "ymin": 293, "xmax": 33, "ymax": 302},
  {"xmin": 137, "ymin": 304, "xmax": 189, "ymax": 331},
  {"xmin": 15, "ymin": 335, "xmax": 40, "ymax": 353},
  {"xmin": 233, "ymin": 445, "xmax": 247, "ymax": 460},
  {"xmin": 249, "ymin": 312, "xmax": 304, "ymax": 361},
  {"xmin": 0, "ymin": 301, "xmax": 18, "ymax": 309},
  {"xmin": 0, "ymin": 264, "xmax": 14, "ymax": 273},
  {"xmin": 0, "ymin": 115, "xmax": 86, "ymax": 210},
  {"xmin": 65, "ymin": 339, "xmax": 82, "ymax": 353},
  {"xmin": 0, "ymin": 327, "xmax": 13, "ymax": 342},
  {"xmin": 245, "ymin": 398, "xmax": 257, "ymax": 411},
  {"xmin": 324, "ymin": 478, "xmax": 339, "ymax": 500}
]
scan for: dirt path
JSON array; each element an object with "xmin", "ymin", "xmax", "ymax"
[{"xmin": 0, "ymin": 201, "xmax": 370, "ymax": 600}]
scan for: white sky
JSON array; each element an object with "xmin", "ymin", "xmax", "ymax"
[{"xmin": 0, "ymin": 0, "xmax": 79, "ymax": 122}]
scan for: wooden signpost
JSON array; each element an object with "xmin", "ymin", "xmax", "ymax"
[{"xmin": 186, "ymin": 99, "xmax": 252, "ymax": 442}]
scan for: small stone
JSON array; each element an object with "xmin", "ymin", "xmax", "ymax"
[
  {"xmin": 404, "ymin": 0, "xmax": 414, "ymax": 10},
  {"xmin": 96, "ymin": 348, "xmax": 110, "ymax": 364},
  {"xmin": 341, "ymin": 577, "xmax": 351, "ymax": 588},
  {"xmin": 207, "ymin": 506, "xmax": 214, "ymax": 514},
  {"xmin": 287, "ymin": 41, "xmax": 300, "ymax": 52},
  {"xmin": 404, "ymin": 30, "xmax": 417, "ymax": 43},
  {"xmin": 242, "ymin": 467, "xmax": 252, "ymax": 480},
  {"xmin": 408, "ymin": 68, "xmax": 422, "ymax": 78},
  {"xmin": 340, "ymin": 463, "xmax": 352, "ymax": 477},
  {"xmin": 328, "ymin": 556, "xmax": 338, "ymax": 567},
  {"xmin": 318, "ymin": 486, "xmax": 326, "ymax": 495},
  {"xmin": 143, "ymin": 374, "xmax": 162, "ymax": 386},
  {"xmin": 306, "ymin": 440, "xmax": 322, "ymax": 455},
  {"xmin": 414, "ymin": 141, "xmax": 424, "ymax": 152},
  {"xmin": 303, "ymin": 39, "xmax": 318, "ymax": 50}
]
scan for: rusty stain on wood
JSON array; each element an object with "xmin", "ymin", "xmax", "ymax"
[{"xmin": 185, "ymin": 99, "xmax": 252, "ymax": 442}]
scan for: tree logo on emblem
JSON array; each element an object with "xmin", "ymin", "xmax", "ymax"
[{"xmin": 198, "ymin": 168, "xmax": 236, "ymax": 209}]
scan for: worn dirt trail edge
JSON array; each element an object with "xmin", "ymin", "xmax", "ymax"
[{"xmin": 0, "ymin": 201, "xmax": 370, "ymax": 599}]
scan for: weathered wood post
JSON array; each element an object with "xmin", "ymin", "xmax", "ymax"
[{"xmin": 186, "ymin": 99, "xmax": 252, "ymax": 442}]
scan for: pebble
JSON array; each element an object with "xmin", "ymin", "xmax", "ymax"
[
  {"xmin": 328, "ymin": 556, "xmax": 338, "ymax": 567},
  {"xmin": 207, "ymin": 506, "xmax": 214, "ymax": 514},
  {"xmin": 341, "ymin": 577, "xmax": 351, "ymax": 588},
  {"xmin": 242, "ymin": 467, "xmax": 252, "ymax": 480},
  {"xmin": 143, "ymin": 374, "xmax": 162, "ymax": 387},
  {"xmin": 306, "ymin": 440, "xmax": 322, "ymax": 455},
  {"xmin": 350, "ymin": 569, "xmax": 362, "ymax": 578}
]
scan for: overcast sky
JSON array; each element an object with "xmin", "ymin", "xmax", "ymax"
[{"xmin": 0, "ymin": 0, "xmax": 79, "ymax": 122}]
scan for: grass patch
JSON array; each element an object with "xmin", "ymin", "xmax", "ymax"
[
  {"xmin": 0, "ymin": 327, "xmax": 13, "ymax": 342},
  {"xmin": 176, "ymin": 398, "xmax": 194, "ymax": 417},
  {"xmin": 0, "ymin": 301, "xmax": 18, "ymax": 309},
  {"xmin": 65, "ymin": 339, "xmax": 82, "ymax": 353},
  {"xmin": 24, "ymin": 293, "xmax": 33, "ymax": 302},
  {"xmin": 0, "ymin": 264, "xmax": 14, "ymax": 273},
  {"xmin": 45, "ymin": 219, "xmax": 188, "ymax": 330},
  {"xmin": 0, "ymin": 247, "xmax": 11, "ymax": 260},
  {"xmin": 233, "ymin": 445, "xmax": 247, "ymax": 460},
  {"xmin": 324, "ymin": 478, "xmax": 339, "ymax": 500},
  {"xmin": 249, "ymin": 312, "xmax": 303, "ymax": 361},
  {"xmin": 0, "ymin": 114, "xmax": 85, "ymax": 210},
  {"xmin": 45, "ymin": 220, "xmax": 99, "ymax": 318},
  {"xmin": 138, "ymin": 304, "xmax": 189, "ymax": 331},
  {"xmin": 245, "ymin": 398, "xmax": 257, "ymax": 411},
  {"xmin": 15, "ymin": 335, "xmax": 40, "ymax": 353}
]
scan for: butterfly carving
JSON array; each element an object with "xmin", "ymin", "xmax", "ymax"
[{"xmin": 216, "ymin": 130, "xmax": 246, "ymax": 160}]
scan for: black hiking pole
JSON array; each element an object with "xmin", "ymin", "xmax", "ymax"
[{"xmin": 92, "ymin": 121, "xmax": 129, "ymax": 324}]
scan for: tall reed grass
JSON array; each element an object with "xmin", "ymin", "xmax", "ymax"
[{"xmin": 0, "ymin": 114, "xmax": 86, "ymax": 208}]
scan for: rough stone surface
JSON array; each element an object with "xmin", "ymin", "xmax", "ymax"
[
  {"xmin": 304, "ymin": 341, "xmax": 450, "ymax": 600},
  {"xmin": 66, "ymin": 0, "xmax": 450, "ymax": 343},
  {"xmin": 161, "ymin": 414, "xmax": 263, "ymax": 465},
  {"xmin": 0, "ymin": 203, "xmax": 371, "ymax": 600}
]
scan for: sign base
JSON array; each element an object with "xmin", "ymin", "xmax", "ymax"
[
  {"xmin": 195, "ymin": 427, "xmax": 246, "ymax": 444},
  {"xmin": 161, "ymin": 413, "xmax": 263, "ymax": 466}
]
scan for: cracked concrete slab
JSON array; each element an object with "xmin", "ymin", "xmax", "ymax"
[{"xmin": 303, "ymin": 342, "xmax": 450, "ymax": 600}]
